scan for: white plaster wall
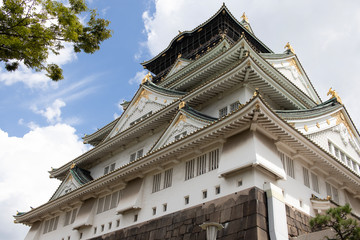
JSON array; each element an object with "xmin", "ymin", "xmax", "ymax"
[
  {"xmin": 90, "ymin": 131, "xmax": 163, "ymax": 179},
  {"xmin": 201, "ymin": 86, "xmax": 253, "ymax": 118}
]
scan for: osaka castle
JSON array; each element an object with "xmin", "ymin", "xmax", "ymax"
[{"xmin": 15, "ymin": 4, "xmax": 360, "ymax": 240}]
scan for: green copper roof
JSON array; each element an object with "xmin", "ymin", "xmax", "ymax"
[{"xmin": 70, "ymin": 165, "xmax": 93, "ymax": 185}]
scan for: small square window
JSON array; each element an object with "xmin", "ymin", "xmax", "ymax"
[
  {"xmin": 237, "ymin": 179, "xmax": 242, "ymax": 187},
  {"xmin": 184, "ymin": 196, "xmax": 189, "ymax": 205},
  {"xmin": 110, "ymin": 163, "xmax": 115, "ymax": 172},
  {"xmin": 130, "ymin": 153, "xmax": 136, "ymax": 162},
  {"xmin": 94, "ymin": 227, "xmax": 97, "ymax": 234},
  {"xmin": 104, "ymin": 166, "xmax": 109, "ymax": 175},
  {"xmin": 219, "ymin": 107, "xmax": 228, "ymax": 118},
  {"xmin": 101, "ymin": 224, "xmax": 104, "ymax": 232},
  {"xmin": 108, "ymin": 222, "xmax": 112, "ymax": 230},
  {"xmin": 134, "ymin": 214, "xmax": 138, "ymax": 222},
  {"xmin": 163, "ymin": 203, "xmax": 167, "ymax": 212},
  {"xmin": 116, "ymin": 220, "xmax": 120, "ymax": 227},
  {"xmin": 215, "ymin": 186, "xmax": 220, "ymax": 195},
  {"xmin": 152, "ymin": 207, "xmax": 156, "ymax": 215},
  {"xmin": 202, "ymin": 190, "xmax": 207, "ymax": 199},
  {"xmin": 299, "ymin": 200, "xmax": 303, "ymax": 208}
]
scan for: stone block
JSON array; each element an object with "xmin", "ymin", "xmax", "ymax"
[
  {"xmin": 230, "ymin": 204, "xmax": 243, "ymax": 219},
  {"xmin": 220, "ymin": 207, "xmax": 232, "ymax": 222}
]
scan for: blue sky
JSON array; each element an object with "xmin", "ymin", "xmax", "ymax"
[{"xmin": 2, "ymin": 0, "xmax": 360, "ymax": 239}]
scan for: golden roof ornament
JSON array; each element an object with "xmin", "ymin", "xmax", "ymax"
[
  {"xmin": 179, "ymin": 101, "xmax": 186, "ymax": 109},
  {"xmin": 241, "ymin": 12, "xmax": 249, "ymax": 23},
  {"xmin": 70, "ymin": 163, "xmax": 76, "ymax": 169},
  {"xmin": 327, "ymin": 88, "xmax": 343, "ymax": 104},
  {"xmin": 284, "ymin": 42, "xmax": 295, "ymax": 54},
  {"xmin": 141, "ymin": 72, "xmax": 153, "ymax": 85}
]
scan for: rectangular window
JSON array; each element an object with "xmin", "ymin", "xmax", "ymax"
[
  {"xmin": 130, "ymin": 153, "xmax": 136, "ymax": 162},
  {"xmin": 185, "ymin": 159, "xmax": 195, "ymax": 180},
  {"xmin": 285, "ymin": 155, "xmax": 295, "ymax": 178},
  {"xmin": 108, "ymin": 222, "xmax": 112, "ymax": 230},
  {"xmin": 303, "ymin": 167, "xmax": 310, "ymax": 188},
  {"xmin": 97, "ymin": 191, "xmax": 121, "ymax": 214},
  {"xmin": 104, "ymin": 166, "xmax": 110, "ymax": 175},
  {"xmin": 116, "ymin": 220, "xmax": 120, "ymax": 227},
  {"xmin": 134, "ymin": 214, "xmax": 138, "ymax": 222},
  {"xmin": 326, "ymin": 182, "xmax": 332, "ymax": 197},
  {"xmin": 130, "ymin": 149, "xmax": 144, "ymax": 162},
  {"xmin": 208, "ymin": 149, "xmax": 219, "ymax": 171},
  {"xmin": 64, "ymin": 211, "xmax": 71, "ymax": 226},
  {"xmin": 202, "ymin": 190, "xmax": 207, "ymax": 199},
  {"xmin": 334, "ymin": 147, "xmax": 340, "ymax": 158},
  {"xmin": 184, "ymin": 196, "xmax": 189, "ymax": 205},
  {"xmin": 110, "ymin": 163, "xmax": 115, "ymax": 172},
  {"xmin": 137, "ymin": 149, "xmax": 143, "ymax": 158},
  {"xmin": 311, "ymin": 173, "xmax": 320, "ymax": 193},
  {"xmin": 328, "ymin": 141, "xmax": 333, "ymax": 153},
  {"xmin": 219, "ymin": 107, "xmax": 228, "ymax": 118},
  {"xmin": 70, "ymin": 209, "xmax": 77, "ymax": 224},
  {"xmin": 196, "ymin": 154, "xmax": 207, "ymax": 176},
  {"xmin": 152, "ymin": 173, "xmax": 161, "ymax": 193},
  {"xmin": 152, "ymin": 207, "xmax": 156, "ymax": 215},
  {"xmin": 215, "ymin": 186, "xmax": 221, "ymax": 195},
  {"xmin": 43, "ymin": 216, "xmax": 59, "ymax": 234},
  {"xmin": 163, "ymin": 203, "xmax": 167, "ymax": 212},
  {"xmin": 230, "ymin": 101, "xmax": 240, "ymax": 112},
  {"xmin": 163, "ymin": 168, "xmax": 173, "ymax": 189}
]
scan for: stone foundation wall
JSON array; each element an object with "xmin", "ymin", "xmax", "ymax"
[
  {"xmin": 286, "ymin": 205, "xmax": 311, "ymax": 238},
  {"xmin": 90, "ymin": 187, "xmax": 269, "ymax": 240}
]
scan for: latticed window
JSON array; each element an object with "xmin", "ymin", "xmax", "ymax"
[
  {"xmin": 196, "ymin": 154, "xmax": 207, "ymax": 176},
  {"xmin": 185, "ymin": 159, "xmax": 195, "ymax": 180},
  {"xmin": 163, "ymin": 168, "xmax": 173, "ymax": 189},
  {"xmin": 43, "ymin": 216, "xmax": 59, "ymax": 234},
  {"xmin": 302, "ymin": 167, "xmax": 310, "ymax": 188},
  {"xmin": 64, "ymin": 208, "xmax": 77, "ymax": 226},
  {"xmin": 97, "ymin": 190, "xmax": 121, "ymax": 214},
  {"xmin": 130, "ymin": 149, "xmax": 143, "ymax": 162},
  {"xmin": 209, "ymin": 149, "xmax": 219, "ymax": 171},
  {"xmin": 326, "ymin": 182, "xmax": 339, "ymax": 204},
  {"xmin": 279, "ymin": 152, "xmax": 295, "ymax": 179},
  {"xmin": 311, "ymin": 173, "xmax": 319, "ymax": 193},
  {"xmin": 152, "ymin": 173, "xmax": 161, "ymax": 193},
  {"xmin": 219, "ymin": 107, "xmax": 228, "ymax": 118},
  {"xmin": 230, "ymin": 101, "xmax": 240, "ymax": 112}
]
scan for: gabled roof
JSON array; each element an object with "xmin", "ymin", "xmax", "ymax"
[
  {"xmin": 141, "ymin": 4, "xmax": 272, "ymax": 77},
  {"xmin": 150, "ymin": 103, "xmax": 217, "ymax": 151}
]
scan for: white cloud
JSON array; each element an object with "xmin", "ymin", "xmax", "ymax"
[
  {"xmin": 128, "ymin": 70, "xmax": 147, "ymax": 85},
  {"xmin": 33, "ymin": 99, "xmax": 66, "ymax": 123},
  {"xmin": 0, "ymin": 124, "xmax": 88, "ymax": 239}
]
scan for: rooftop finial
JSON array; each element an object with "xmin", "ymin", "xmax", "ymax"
[
  {"xmin": 179, "ymin": 101, "xmax": 186, "ymax": 109},
  {"xmin": 241, "ymin": 12, "xmax": 249, "ymax": 23},
  {"xmin": 284, "ymin": 42, "xmax": 295, "ymax": 54},
  {"xmin": 141, "ymin": 72, "xmax": 153, "ymax": 85},
  {"xmin": 327, "ymin": 88, "xmax": 343, "ymax": 104}
]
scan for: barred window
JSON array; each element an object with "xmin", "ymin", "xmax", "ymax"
[
  {"xmin": 279, "ymin": 152, "xmax": 295, "ymax": 179},
  {"xmin": 230, "ymin": 101, "xmax": 240, "ymax": 112},
  {"xmin": 152, "ymin": 173, "xmax": 162, "ymax": 193},
  {"xmin": 43, "ymin": 216, "xmax": 59, "ymax": 234},
  {"xmin": 325, "ymin": 182, "xmax": 339, "ymax": 203},
  {"xmin": 130, "ymin": 149, "xmax": 143, "ymax": 162},
  {"xmin": 185, "ymin": 159, "xmax": 195, "ymax": 180},
  {"xmin": 209, "ymin": 149, "xmax": 219, "ymax": 171},
  {"xmin": 97, "ymin": 190, "xmax": 121, "ymax": 214},
  {"xmin": 219, "ymin": 107, "xmax": 228, "ymax": 118},
  {"xmin": 196, "ymin": 154, "xmax": 207, "ymax": 176},
  {"xmin": 104, "ymin": 163, "xmax": 116, "ymax": 175},
  {"xmin": 303, "ymin": 167, "xmax": 310, "ymax": 188},
  {"xmin": 163, "ymin": 169, "xmax": 173, "ymax": 189},
  {"xmin": 311, "ymin": 173, "xmax": 319, "ymax": 193}
]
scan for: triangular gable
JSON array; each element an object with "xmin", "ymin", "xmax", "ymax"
[
  {"xmin": 151, "ymin": 104, "xmax": 216, "ymax": 151},
  {"xmin": 106, "ymin": 82, "xmax": 185, "ymax": 139},
  {"xmin": 166, "ymin": 58, "xmax": 192, "ymax": 78},
  {"xmin": 280, "ymin": 104, "xmax": 360, "ymax": 157},
  {"xmin": 263, "ymin": 54, "xmax": 321, "ymax": 104}
]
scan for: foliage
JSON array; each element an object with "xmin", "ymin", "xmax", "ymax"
[
  {"xmin": 0, "ymin": 0, "xmax": 112, "ymax": 81},
  {"xmin": 310, "ymin": 204, "xmax": 360, "ymax": 240}
]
